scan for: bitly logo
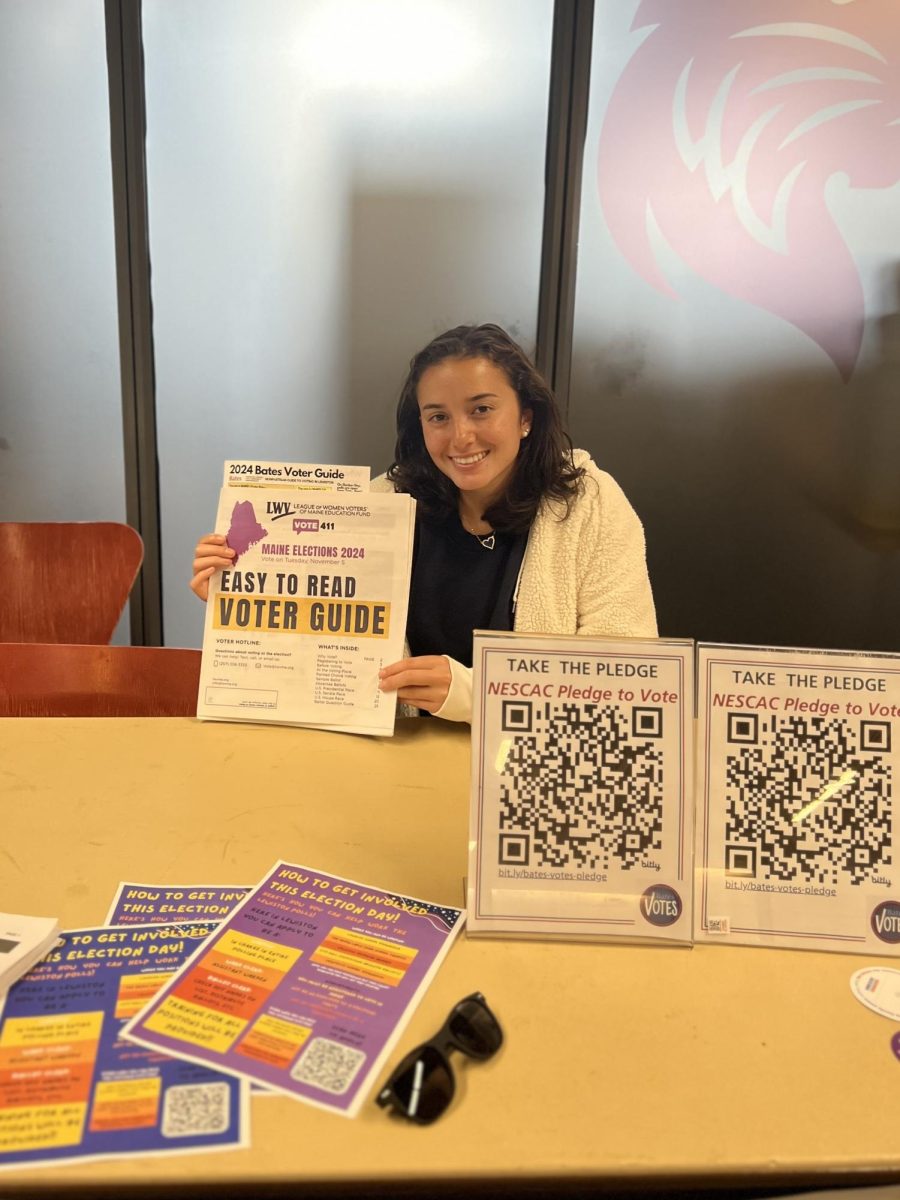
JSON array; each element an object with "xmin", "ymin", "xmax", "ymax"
[
  {"xmin": 598, "ymin": 1, "xmax": 900, "ymax": 379},
  {"xmin": 871, "ymin": 900, "xmax": 900, "ymax": 944},
  {"xmin": 639, "ymin": 884, "xmax": 683, "ymax": 927}
]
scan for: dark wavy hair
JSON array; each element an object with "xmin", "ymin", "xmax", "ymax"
[{"xmin": 387, "ymin": 324, "xmax": 584, "ymax": 532}]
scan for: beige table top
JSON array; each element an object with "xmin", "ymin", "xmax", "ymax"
[{"xmin": 2, "ymin": 716, "xmax": 900, "ymax": 1193}]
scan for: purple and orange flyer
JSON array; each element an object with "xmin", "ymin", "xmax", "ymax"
[
  {"xmin": 0, "ymin": 922, "xmax": 247, "ymax": 1172},
  {"xmin": 104, "ymin": 884, "xmax": 251, "ymax": 926},
  {"xmin": 121, "ymin": 862, "xmax": 465, "ymax": 1117}
]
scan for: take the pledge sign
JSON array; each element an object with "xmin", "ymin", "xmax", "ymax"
[
  {"xmin": 695, "ymin": 643, "xmax": 900, "ymax": 955},
  {"xmin": 468, "ymin": 632, "xmax": 694, "ymax": 944}
]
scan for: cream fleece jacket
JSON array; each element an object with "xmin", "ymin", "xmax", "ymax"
[{"xmin": 373, "ymin": 451, "xmax": 657, "ymax": 722}]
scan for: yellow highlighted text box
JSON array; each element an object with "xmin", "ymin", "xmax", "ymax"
[
  {"xmin": 93, "ymin": 1076, "xmax": 160, "ymax": 1105},
  {"xmin": 328, "ymin": 928, "xmax": 417, "ymax": 963},
  {"xmin": 0, "ymin": 1012, "xmax": 103, "ymax": 1049},
  {"xmin": 90, "ymin": 1077, "xmax": 160, "ymax": 1132},
  {"xmin": 144, "ymin": 995, "xmax": 247, "ymax": 1053},
  {"xmin": 0, "ymin": 1103, "xmax": 86, "ymax": 1153},
  {"xmin": 236, "ymin": 1014, "xmax": 312, "ymax": 1067},
  {"xmin": 246, "ymin": 1013, "xmax": 311, "ymax": 1051},
  {"xmin": 312, "ymin": 946, "xmax": 405, "ymax": 985},
  {"xmin": 213, "ymin": 594, "xmax": 390, "ymax": 639},
  {"xmin": 213, "ymin": 929, "xmax": 302, "ymax": 973},
  {"xmin": 116, "ymin": 971, "xmax": 175, "ymax": 1019}
]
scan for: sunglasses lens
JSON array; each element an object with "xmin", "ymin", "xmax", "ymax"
[
  {"xmin": 448, "ymin": 996, "xmax": 503, "ymax": 1058},
  {"xmin": 382, "ymin": 1044, "xmax": 454, "ymax": 1124}
]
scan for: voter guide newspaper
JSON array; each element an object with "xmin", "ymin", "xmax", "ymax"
[
  {"xmin": 222, "ymin": 460, "xmax": 370, "ymax": 491},
  {"xmin": 468, "ymin": 631, "xmax": 694, "ymax": 943},
  {"xmin": 197, "ymin": 461, "xmax": 415, "ymax": 736},
  {"xmin": 695, "ymin": 642, "xmax": 900, "ymax": 954}
]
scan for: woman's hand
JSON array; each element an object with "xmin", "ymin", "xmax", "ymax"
[
  {"xmin": 379, "ymin": 655, "xmax": 451, "ymax": 714},
  {"xmin": 190, "ymin": 534, "xmax": 235, "ymax": 602}
]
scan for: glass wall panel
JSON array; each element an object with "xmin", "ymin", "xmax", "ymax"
[
  {"xmin": 569, "ymin": 1, "xmax": 900, "ymax": 652},
  {"xmin": 144, "ymin": 0, "xmax": 552, "ymax": 647},
  {"xmin": 0, "ymin": 0, "xmax": 128, "ymax": 638}
]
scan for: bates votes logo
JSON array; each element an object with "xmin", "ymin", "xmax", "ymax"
[
  {"xmin": 639, "ymin": 884, "xmax": 682, "ymax": 927},
  {"xmin": 871, "ymin": 901, "xmax": 900, "ymax": 944}
]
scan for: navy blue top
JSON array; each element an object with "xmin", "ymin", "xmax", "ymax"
[{"xmin": 406, "ymin": 512, "xmax": 528, "ymax": 668}]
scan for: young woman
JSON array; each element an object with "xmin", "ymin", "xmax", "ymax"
[{"xmin": 191, "ymin": 324, "xmax": 656, "ymax": 722}]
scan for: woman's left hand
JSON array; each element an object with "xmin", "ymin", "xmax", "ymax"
[{"xmin": 379, "ymin": 656, "xmax": 452, "ymax": 714}]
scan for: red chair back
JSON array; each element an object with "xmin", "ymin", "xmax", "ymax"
[
  {"xmin": 0, "ymin": 522, "xmax": 143, "ymax": 643},
  {"xmin": 0, "ymin": 644, "xmax": 201, "ymax": 716}
]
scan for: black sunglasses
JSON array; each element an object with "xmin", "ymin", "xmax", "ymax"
[{"xmin": 376, "ymin": 992, "xmax": 503, "ymax": 1124}]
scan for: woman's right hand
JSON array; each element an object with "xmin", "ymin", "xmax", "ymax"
[{"xmin": 190, "ymin": 534, "xmax": 235, "ymax": 602}]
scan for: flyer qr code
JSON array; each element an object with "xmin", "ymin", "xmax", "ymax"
[
  {"xmin": 290, "ymin": 1037, "xmax": 366, "ymax": 1094},
  {"xmin": 161, "ymin": 1081, "xmax": 230, "ymax": 1137},
  {"xmin": 724, "ymin": 715, "xmax": 892, "ymax": 886},
  {"xmin": 497, "ymin": 701, "xmax": 664, "ymax": 870}
]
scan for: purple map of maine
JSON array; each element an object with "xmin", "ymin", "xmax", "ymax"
[{"xmin": 226, "ymin": 500, "xmax": 268, "ymax": 564}]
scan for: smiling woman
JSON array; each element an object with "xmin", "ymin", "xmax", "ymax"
[
  {"xmin": 190, "ymin": 324, "xmax": 657, "ymax": 723},
  {"xmin": 372, "ymin": 324, "xmax": 658, "ymax": 721},
  {"xmin": 416, "ymin": 357, "xmax": 533, "ymax": 528}
]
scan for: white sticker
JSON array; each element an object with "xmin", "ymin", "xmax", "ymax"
[{"xmin": 850, "ymin": 966, "xmax": 900, "ymax": 1021}]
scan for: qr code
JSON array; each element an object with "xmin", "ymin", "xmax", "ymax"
[
  {"xmin": 497, "ymin": 701, "xmax": 664, "ymax": 870},
  {"xmin": 724, "ymin": 715, "xmax": 892, "ymax": 886},
  {"xmin": 161, "ymin": 1081, "xmax": 230, "ymax": 1137},
  {"xmin": 290, "ymin": 1037, "xmax": 366, "ymax": 1095}
]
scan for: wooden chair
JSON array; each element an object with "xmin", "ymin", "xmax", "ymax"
[
  {"xmin": 0, "ymin": 644, "xmax": 201, "ymax": 716},
  {"xmin": 0, "ymin": 522, "xmax": 143, "ymax": 643}
]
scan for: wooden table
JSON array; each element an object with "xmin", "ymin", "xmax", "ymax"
[{"xmin": 2, "ymin": 717, "xmax": 900, "ymax": 1195}]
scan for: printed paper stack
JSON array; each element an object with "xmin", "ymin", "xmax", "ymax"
[
  {"xmin": 121, "ymin": 862, "xmax": 464, "ymax": 1118},
  {"xmin": 0, "ymin": 921, "xmax": 246, "ymax": 1171},
  {"xmin": 197, "ymin": 461, "xmax": 415, "ymax": 736},
  {"xmin": 0, "ymin": 913, "xmax": 60, "ymax": 993}
]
